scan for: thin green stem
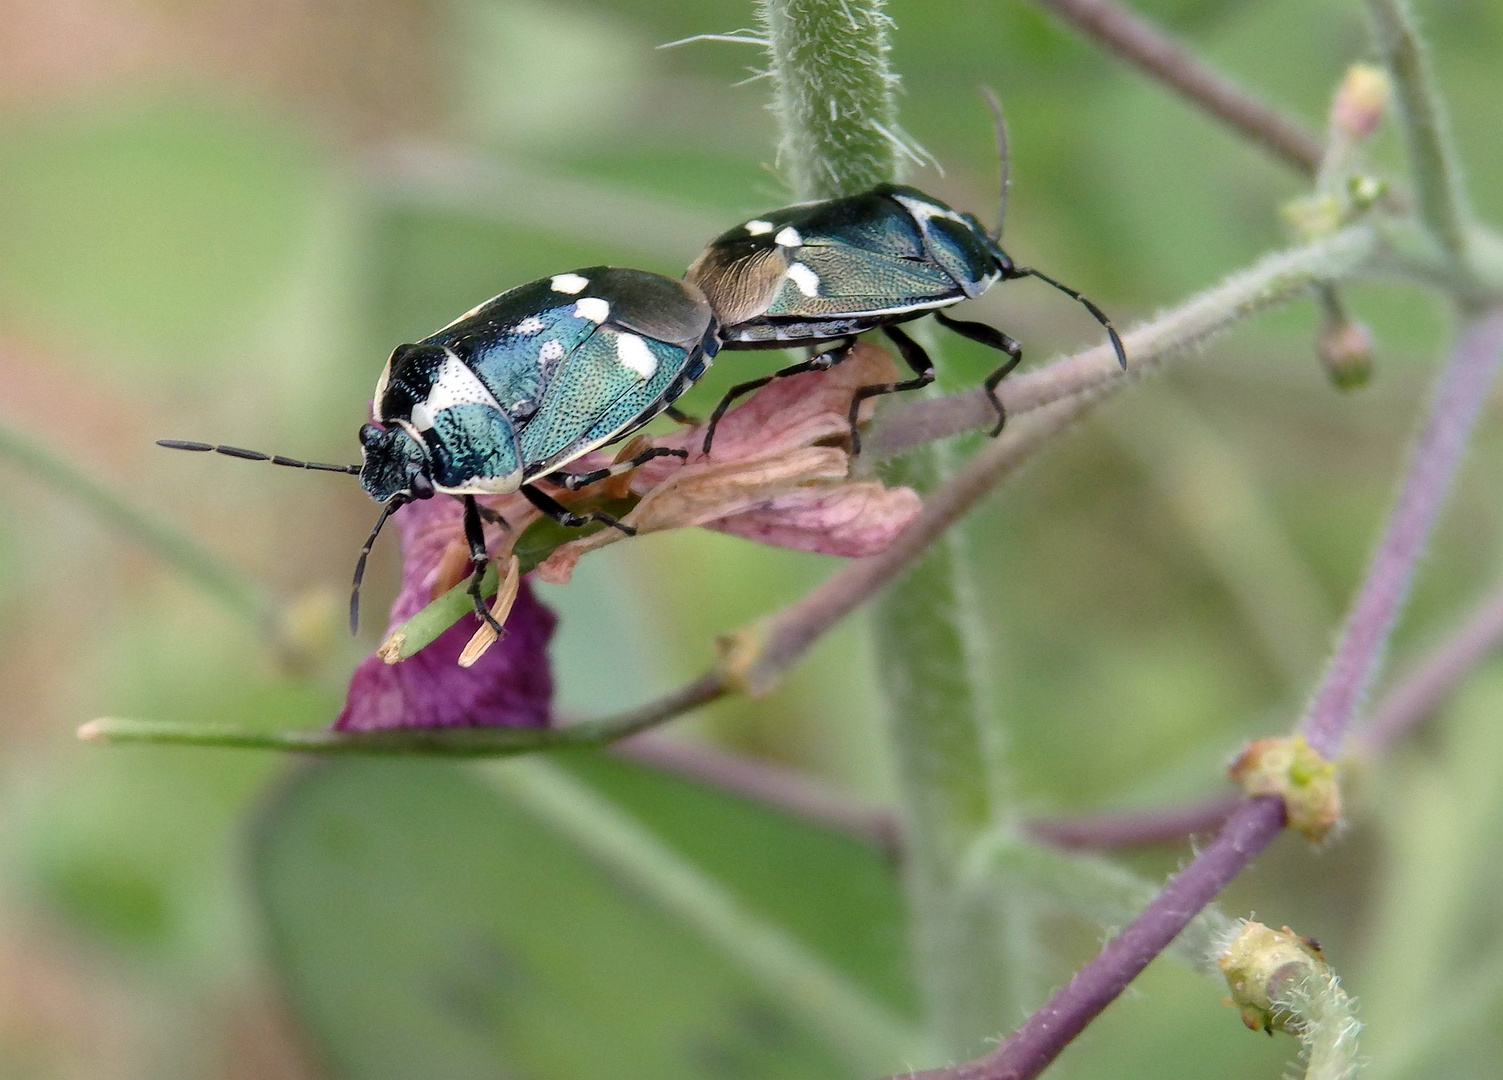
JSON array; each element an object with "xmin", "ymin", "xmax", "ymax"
[
  {"xmin": 77, "ymin": 672, "xmax": 725, "ymax": 754},
  {"xmin": 1364, "ymin": 0, "xmax": 1472, "ymax": 266},
  {"xmin": 486, "ymin": 756, "xmax": 926, "ymax": 1075},
  {"xmin": 758, "ymin": 0, "xmax": 901, "ymax": 199},
  {"xmin": 0, "ymin": 421, "xmax": 273, "ymax": 628},
  {"xmin": 760, "ymin": 0, "xmax": 1015, "ymax": 1057}
]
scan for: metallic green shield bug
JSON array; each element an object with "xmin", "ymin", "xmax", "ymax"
[
  {"xmin": 687, "ymin": 100, "xmax": 1127, "ymax": 453},
  {"xmin": 161, "ymin": 266, "xmax": 719, "ymax": 632}
]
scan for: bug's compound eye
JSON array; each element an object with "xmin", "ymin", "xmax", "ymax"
[
  {"xmin": 409, "ymin": 473, "xmax": 435, "ymax": 500},
  {"xmin": 359, "ymin": 422, "xmax": 384, "ymax": 448}
]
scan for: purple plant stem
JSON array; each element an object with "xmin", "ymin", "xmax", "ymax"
[
  {"xmin": 615, "ymin": 736, "xmax": 902, "ymax": 856},
  {"xmin": 1023, "ymin": 794, "xmax": 1240, "ymax": 850},
  {"xmin": 890, "ymin": 310, "xmax": 1503, "ymax": 1080},
  {"xmin": 1360, "ymin": 575, "xmax": 1503, "ymax": 754},
  {"xmin": 903, "ymin": 797, "xmax": 1287, "ymax": 1080},
  {"xmin": 1027, "ymin": 0, "xmax": 1324, "ymax": 174},
  {"xmin": 1301, "ymin": 309, "xmax": 1503, "ymax": 758}
]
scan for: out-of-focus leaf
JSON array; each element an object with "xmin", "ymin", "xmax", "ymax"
[
  {"xmin": 0, "ymin": 97, "xmax": 325, "ymax": 366},
  {"xmin": 253, "ymin": 752, "xmax": 917, "ymax": 1080}
]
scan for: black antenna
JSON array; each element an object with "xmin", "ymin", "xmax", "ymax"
[
  {"xmin": 157, "ymin": 439, "xmax": 360, "ymax": 475},
  {"xmin": 349, "ymin": 497, "xmax": 407, "ymax": 635},
  {"xmin": 1009, "ymin": 266, "xmax": 1129, "ymax": 371},
  {"xmin": 979, "ymin": 86, "xmax": 1010, "ymax": 243}
]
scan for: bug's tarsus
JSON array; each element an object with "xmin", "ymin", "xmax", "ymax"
[
  {"xmin": 520, "ymin": 485, "xmax": 636, "ymax": 536},
  {"xmin": 978, "ymin": 86, "xmax": 1011, "ymax": 243},
  {"xmin": 462, "ymin": 496, "xmax": 505, "ymax": 635},
  {"xmin": 551, "ymin": 445, "xmax": 690, "ymax": 491},
  {"xmin": 157, "ymin": 438, "xmax": 360, "ymax": 475},
  {"xmin": 349, "ymin": 496, "xmax": 407, "ymax": 634},
  {"xmin": 701, "ymin": 336, "xmax": 857, "ymax": 456},
  {"xmin": 846, "ymin": 324, "xmax": 937, "ymax": 457},
  {"xmin": 1009, "ymin": 266, "xmax": 1128, "ymax": 371},
  {"xmin": 934, "ymin": 309, "xmax": 1021, "ymax": 436}
]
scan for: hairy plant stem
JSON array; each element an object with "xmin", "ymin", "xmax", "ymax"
[
  {"xmin": 757, "ymin": 0, "xmax": 900, "ymax": 199},
  {"xmin": 760, "ymin": 0, "xmax": 1017, "ymax": 1054},
  {"xmin": 865, "ymin": 222, "xmax": 1385, "ymax": 457},
  {"xmin": 1301, "ymin": 309, "xmax": 1503, "ymax": 758},
  {"xmin": 1364, "ymin": 0, "xmax": 1472, "ymax": 267}
]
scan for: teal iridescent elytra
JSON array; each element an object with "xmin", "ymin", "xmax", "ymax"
[
  {"xmin": 160, "ymin": 266, "xmax": 718, "ymax": 633},
  {"xmin": 686, "ymin": 182, "xmax": 1127, "ymax": 454}
]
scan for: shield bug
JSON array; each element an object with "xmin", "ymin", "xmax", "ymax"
[
  {"xmin": 686, "ymin": 95, "xmax": 1127, "ymax": 454},
  {"xmin": 161, "ymin": 266, "xmax": 718, "ymax": 633}
]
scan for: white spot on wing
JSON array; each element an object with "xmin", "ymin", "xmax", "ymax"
[
  {"xmin": 891, "ymin": 192, "xmax": 971, "ymax": 229},
  {"xmin": 514, "ymin": 315, "xmax": 545, "ymax": 334},
  {"xmin": 574, "ymin": 297, "xmax": 610, "ymax": 324},
  {"xmin": 550, "ymin": 273, "xmax": 589, "ymax": 294},
  {"xmin": 774, "ymin": 226, "xmax": 802, "ymax": 247},
  {"xmin": 615, "ymin": 333, "xmax": 658, "ymax": 380},
  {"xmin": 539, "ymin": 338, "xmax": 565, "ymax": 362},
  {"xmin": 745, "ymin": 219, "xmax": 774, "ymax": 235},
  {"xmin": 423, "ymin": 349, "xmax": 504, "ymax": 416},
  {"xmin": 786, "ymin": 263, "xmax": 820, "ymax": 297}
]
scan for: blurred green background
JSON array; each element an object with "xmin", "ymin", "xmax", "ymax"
[{"xmin": 2, "ymin": 0, "xmax": 1502, "ymax": 1077}]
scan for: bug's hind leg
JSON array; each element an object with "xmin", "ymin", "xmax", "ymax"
[
  {"xmin": 663, "ymin": 405, "xmax": 700, "ymax": 426},
  {"xmin": 846, "ymin": 324, "xmax": 937, "ymax": 457},
  {"xmin": 462, "ymin": 495, "xmax": 506, "ymax": 634},
  {"xmin": 548, "ymin": 445, "xmax": 689, "ymax": 492},
  {"xmin": 934, "ymin": 309, "xmax": 1022, "ymax": 437},
  {"xmin": 702, "ymin": 336, "xmax": 857, "ymax": 456},
  {"xmin": 520, "ymin": 484, "xmax": 636, "ymax": 537}
]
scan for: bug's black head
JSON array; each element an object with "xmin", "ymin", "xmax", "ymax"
[
  {"xmin": 359, "ymin": 422, "xmax": 434, "ymax": 503},
  {"xmin": 982, "ymin": 233, "xmax": 1019, "ymax": 279}
]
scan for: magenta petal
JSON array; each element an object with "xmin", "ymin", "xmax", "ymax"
[
  {"xmin": 335, "ymin": 497, "xmax": 556, "ymax": 731},
  {"xmin": 708, "ymin": 484, "xmax": 923, "ymax": 557}
]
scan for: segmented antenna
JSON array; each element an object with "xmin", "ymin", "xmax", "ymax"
[
  {"xmin": 349, "ymin": 497, "xmax": 407, "ymax": 635},
  {"xmin": 979, "ymin": 86, "xmax": 1010, "ymax": 243},
  {"xmin": 976, "ymin": 88, "xmax": 1128, "ymax": 372},
  {"xmin": 1010, "ymin": 266, "xmax": 1129, "ymax": 371},
  {"xmin": 157, "ymin": 439, "xmax": 360, "ymax": 475}
]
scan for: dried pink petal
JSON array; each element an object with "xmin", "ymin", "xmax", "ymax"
[{"xmin": 335, "ymin": 495, "xmax": 554, "ymax": 731}]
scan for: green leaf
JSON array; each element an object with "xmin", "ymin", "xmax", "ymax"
[{"xmin": 253, "ymin": 752, "xmax": 918, "ymax": 1080}]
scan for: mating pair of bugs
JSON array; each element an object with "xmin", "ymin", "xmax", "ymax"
[{"xmin": 164, "ymin": 130, "xmax": 1127, "ymax": 635}]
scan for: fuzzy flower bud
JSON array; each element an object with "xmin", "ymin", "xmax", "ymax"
[
  {"xmin": 1217, "ymin": 921, "xmax": 1329, "ymax": 1034},
  {"xmin": 1317, "ymin": 305, "xmax": 1376, "ymax": 391},
  {"xmin": 1329, "ymin": 63, "xmax": 1391, "ymax": 142},
  {"xmin": 1228, "ymin": 735, "xmax": 1342, "ymax": 842}
]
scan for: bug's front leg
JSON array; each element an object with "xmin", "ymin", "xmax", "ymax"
[
  {"xmin": 462, "ymin": 495, "xmax": 506, "ymax": 634},
  {"xmin": 934, "ymin": 308, "xmax": 1022, "ymax": 437}
]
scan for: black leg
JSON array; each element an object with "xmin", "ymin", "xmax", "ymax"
[
  {"xmin": 548, "ymin": 446, "xmax": 689, "ymax": 491},
  {"xmin": 934, "ymin": 309, "xmax": 1023, "ymax": 437},
  {"xmin": 472, "ymin": 502, "xmax": 512, "ymax": 530},
  {"xmin": 521, "ymin": 484, "xmax": 636, "ymax": 536},
  {"xmin": 663, "ymin": 404, "xmax": 699, "ymax": 426},
  {"xmin": 846, "ymin": 324, "xmax": 936, "ymax": 457},
  {"xmin": 702, "ymin": 336, "xmax": 856, "ymax": 456},
  {"xmin": 462, "ymin": 496, "xmax": 505, "ymax": 634}
]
